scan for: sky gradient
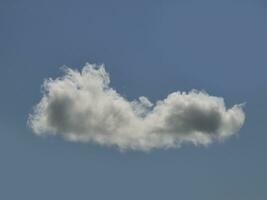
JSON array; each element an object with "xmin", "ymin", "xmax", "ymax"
[{"xmin": 0, "ymin": 0, "xmax": 267, "ymax": 199}]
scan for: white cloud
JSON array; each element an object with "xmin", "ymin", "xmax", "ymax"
[{"xmin": 28, "ymin": 63, "xmax": 245, "ymax": 151}]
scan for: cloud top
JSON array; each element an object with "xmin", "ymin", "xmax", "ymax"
[{"xmin": 28, "ymin": 63, "xmax": 245, "ymax": 151}]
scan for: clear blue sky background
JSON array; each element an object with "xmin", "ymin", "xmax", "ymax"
[{"xmin": 0, "ymin": 0, "xmax": 266, "ymax": 199}]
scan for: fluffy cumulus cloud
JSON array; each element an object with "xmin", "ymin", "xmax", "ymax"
[{"xmin": 28, "ymin": 63, "xmax": 245, "ymax": 151}]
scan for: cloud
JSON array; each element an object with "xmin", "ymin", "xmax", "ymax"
[{"xmin": 28, "ymin": 63, "xmax": 245, "ymax": 151}]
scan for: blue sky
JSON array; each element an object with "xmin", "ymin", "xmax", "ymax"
[{"xmin": 0, "ymin": 0, "xmax": 266, "ymax": 199}]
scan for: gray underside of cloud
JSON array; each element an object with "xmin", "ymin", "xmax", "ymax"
[{"xmin": 28, "ymin": 63, "xmax": 245, "ymax": 151}]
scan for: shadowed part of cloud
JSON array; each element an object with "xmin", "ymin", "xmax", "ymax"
[{"xmin": 28, "ymin": 63, "xmax": 245, "ymax": 151}]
